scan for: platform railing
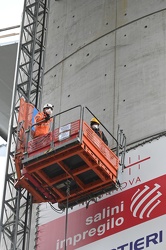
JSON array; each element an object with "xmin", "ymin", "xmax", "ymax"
[
  {"xmin": 23, "ymin": 105, "xmax": 125, "ymax": 170},
  {"xmin": 83, "ymin": 107, "xmax": 126, "ymax": 170},
  {"xmin": 24, "ymin": 105, "xmax": 83, "ymax": 157}
]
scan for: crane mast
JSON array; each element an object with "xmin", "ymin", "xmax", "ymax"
[{"xmin": 0, "ymin": 0, "xmax": 50, "ymax": 249}]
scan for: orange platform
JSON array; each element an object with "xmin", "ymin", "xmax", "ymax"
[{"xmin": 15, "ymin": 118, "xmax": 119, "ymax": 208}]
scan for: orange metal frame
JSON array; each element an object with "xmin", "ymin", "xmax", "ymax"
[{"xmin": 15, "ymin": 118, "xmax": 119, "ymax": 208}]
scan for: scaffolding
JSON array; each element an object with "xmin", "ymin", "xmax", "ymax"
[{"xmin": 0, "ymin": 0, "xmax": 50, "ymax": 249}]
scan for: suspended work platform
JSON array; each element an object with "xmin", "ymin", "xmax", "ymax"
[{"xmin": 14, "ymin": 99, "xmax": 125, "ymax": 208}]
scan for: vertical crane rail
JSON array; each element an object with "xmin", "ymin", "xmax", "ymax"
[{"xmin": 0, "ymin": 0, "xmax": 50, "ymax": 249}]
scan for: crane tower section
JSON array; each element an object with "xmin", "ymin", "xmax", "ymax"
[{"xmin": 0, "ymin": 0, "xmax": 50, "ymax": 249}]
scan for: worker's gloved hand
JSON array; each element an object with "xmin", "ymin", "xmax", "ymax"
[{"xmin": 45, "ymin": 113, "xmax": 50, "ymax": 121}]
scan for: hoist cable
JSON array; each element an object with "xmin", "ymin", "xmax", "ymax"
[{"xmin": 64, "ymin": 180, "xmax": 70, "ymax": 250}]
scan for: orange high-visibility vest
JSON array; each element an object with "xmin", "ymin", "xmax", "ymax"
[{"xmin": 34, "ymin": 112, "xmax": 52, "ymax": 138}]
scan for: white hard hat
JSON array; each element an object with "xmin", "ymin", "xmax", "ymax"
[{"xmin": 43, "ymin": 103, "xmax": 54, "ymax": 110}]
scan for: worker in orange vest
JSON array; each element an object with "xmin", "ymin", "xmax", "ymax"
[
  {"xmin": 90, "ymin": 117, "xmax": 108, "ymax": 145},
  {"xmin": 34, "ymin": 103, "xmax": 54, "ymax": 138}
]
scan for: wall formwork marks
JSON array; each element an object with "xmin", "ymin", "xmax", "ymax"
[
  {"xmin": 42, "ymin": 0, "xmax": 166, "ymax": 145},
  {"xmin": 28, "ymin": 1, "xmax": 166, "ymax": 249}
]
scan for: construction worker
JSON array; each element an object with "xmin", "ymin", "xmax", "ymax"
[
  {"xmin": 33, "ymin": 103, "xmax": 54, "ymax": 138},
  {"xmin": 90, "ymin": 117, "xmax": 108, "ymax": 146}
]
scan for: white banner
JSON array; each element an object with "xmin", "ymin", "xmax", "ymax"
[{"xmin": 37, "ymin": 137, "xmax": 166, "ymax": 250}]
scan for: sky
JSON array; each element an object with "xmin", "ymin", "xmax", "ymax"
[
  {"xmin": 0, "ymin": 137, "xmax": 6, "ymax": 144},
  {"xmin": 0, "ymin": 0, "xmax": 24, "ymax": 44},
  {"xmin": 0, "ymin": 0, "xmax": 24, "ymax": 29}
]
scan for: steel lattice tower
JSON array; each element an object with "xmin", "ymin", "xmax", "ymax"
[{"xmin": 0, "ymin": 0, "xmax": 50, "ymax": 249}]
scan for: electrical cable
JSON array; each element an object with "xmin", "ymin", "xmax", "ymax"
[{"xmin": 48, "ymin": 202, "xmax": 63, "ymax": 214}]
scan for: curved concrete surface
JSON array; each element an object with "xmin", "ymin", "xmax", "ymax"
[
  {"xmin": 0, "ymin": 1, "xmax": 166, "ymax": 249},
  {"xmin": 1, "ymin": 1, "xmax": 166, "ymax": 145},
  {"xmin": 42, "ymin": 0, "xmax": 166, "ymax": 146}
]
